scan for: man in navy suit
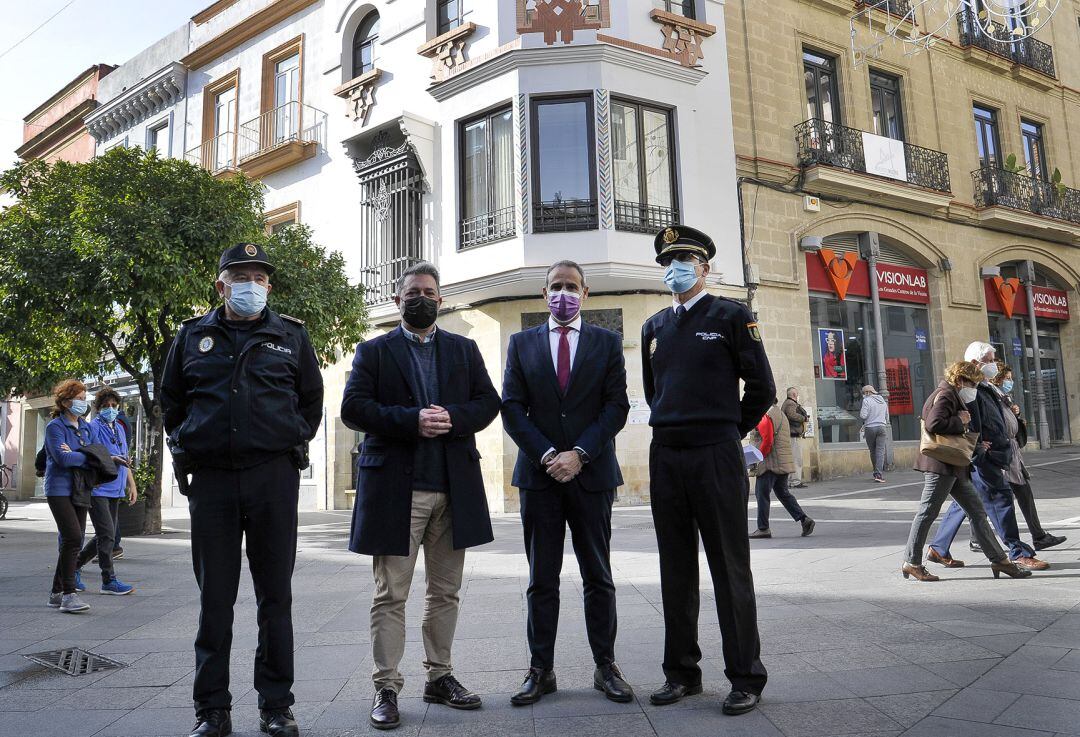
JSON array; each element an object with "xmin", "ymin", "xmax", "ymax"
[
  {"xmin": 502, "ymin": 260, "xmax": 631, "ymax": 706},
  {"xmin": 341, "ymin": 261, "xmax": 501, "ymax": 731}
]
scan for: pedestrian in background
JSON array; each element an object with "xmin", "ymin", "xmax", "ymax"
[
  {"xmin": 74, "ymin": 387, "xmax": 135, "ymax": 596},
  {"xmin": 642, "ymin": 225, "xmax": 772, "ymax": 716},
  {"xmin": 749, "ymin": 398, "xmax": 814, "ymax": 539},
  {"xmin": 781, "ymin": 387, "xmax": 809, "ymax": 488},
  {"xmin": 860, "ymin": 385, "xmax": 889, "ymax": 483},
  {"xmin": 990, "ymin": 363, "xmax": 1065, "ymax": 552},
  {"xmin": 342, "ymin": 261, "xmax": 501, "ymax": 731},
  {"xmin": 901, "ymin": 361, "xmax": 1029, "ymax": 582},
  {"xmin": 43, "ymin": 379, "xmax": 94, "ymax": 614},
  {"xmin": 161, "ymin": 243, "xmax": 324, "ymax": 737}
]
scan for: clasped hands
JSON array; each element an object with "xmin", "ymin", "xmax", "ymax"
[
  {"xmin": 418, "ymin": 405, "xmax": 452, "ymax": 438},
  {"xmin": 543, "ymin": 449, "xmax": 582, "ymax": 484}
]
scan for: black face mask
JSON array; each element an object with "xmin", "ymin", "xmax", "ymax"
[{"xmin": 401, "ymin": 295, "xmax": 439, "ymax": 330}]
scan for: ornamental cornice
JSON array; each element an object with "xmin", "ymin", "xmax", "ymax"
[{"xmin": 86, "ymin": 63, "xmax": 187, "ymax": 143}]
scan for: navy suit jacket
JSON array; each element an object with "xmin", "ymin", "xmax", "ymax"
[
  {"xmin": 501, "ymin": 321, "xmax": 630, "ymax": 491},
  {"xmin": 341, "ymin": 327, "xmax": 501, "ymax": 556}
]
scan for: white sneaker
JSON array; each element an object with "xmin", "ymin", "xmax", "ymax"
[
  {"xmin": 47, "ymin": 592, "xmax": 62, "ymax": 608},
  {"xmin": 59, "ymin": 593, "xmax": 90, "ymax": 613}
]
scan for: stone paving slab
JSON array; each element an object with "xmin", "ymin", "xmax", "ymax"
[{"xmin": 2, "ymin": 447, "xmax": 1079, "ymax": 735}]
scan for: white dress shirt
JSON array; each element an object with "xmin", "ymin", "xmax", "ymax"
[
  {"xmin": 547, "ymin": 314, "xmax": 582, "ymax": 371},
  {"xmin": 672, "ymin": 289, "xmax": 708, "ymax": 315}
]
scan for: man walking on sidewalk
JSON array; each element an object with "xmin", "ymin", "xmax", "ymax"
[
  {"xmin": 860, "ymin": 385, "xmax": 889, "ymax": 483},
  {"xmin": 781, "ymin": 387, "xmax": 809, "ymax": 488}
]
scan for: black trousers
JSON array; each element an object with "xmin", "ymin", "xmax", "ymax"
[
  {"xmin": 520, "ymin": 481, "xmax": 617, "ymax": 670},
  {"xmin": 1011, "ymin": 481, "xmax": 1048, "ymax": 541},
  {"xmin": 76, "ymin": 496, "xmax": 119, "ymax": 583},
  {"xmin": 187, "ymin": 454, "xmax": 299, "ymax": 712},
  {"xmin": 650, "ymin": 440, "xmax": 768, "ymax": 695},
  {"xmin": 48, "ymin": 496, "xmax": 87, "ymax": 595}
]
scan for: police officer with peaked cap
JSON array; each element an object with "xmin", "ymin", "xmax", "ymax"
[
  {"xmin": 641, "ymin": 225, "xmax": 775, "ymax": 716},
  {"xmin": 160, "ymin": 242, "xmax": 324, "ymax": 737}
]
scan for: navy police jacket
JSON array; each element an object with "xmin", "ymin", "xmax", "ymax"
[
  {"xmin": 341, "ymin": 327, "xmax": 500, "ymax": 556},
  {"xmin": 160, "ymin": 306, "xmax": 324, "ymax": 470}
]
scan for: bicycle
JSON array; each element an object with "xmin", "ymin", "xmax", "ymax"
[{"xmin": 0, "ymin": 463, "xmax": 13, "ymax": 520}]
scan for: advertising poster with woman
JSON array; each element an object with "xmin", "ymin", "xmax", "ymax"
[{"xmin": 818, "ymin": 328, "xmax": 847, "ymax": 379}]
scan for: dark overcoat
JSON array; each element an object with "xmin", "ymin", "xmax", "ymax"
[{"xmin": 342, "ymin": 326, "xmax": 501, "ymax": 556}]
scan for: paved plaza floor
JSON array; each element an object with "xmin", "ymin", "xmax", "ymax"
[{"xmin": 2, "ymin": 448, "xmax": 1080, "ymax": 737}]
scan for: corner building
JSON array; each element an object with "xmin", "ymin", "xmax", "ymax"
[{"xmin": 728, "ymin": 0, "xmax": 1080, "ymax": 479}]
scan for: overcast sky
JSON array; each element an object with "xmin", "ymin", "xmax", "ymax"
[{"xmin": 0, "ymin": 0, "xmax": 208, "ymax": 171}]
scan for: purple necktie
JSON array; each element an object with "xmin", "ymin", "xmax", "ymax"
[{"xmin": 556, "ymin": 326, "xmax": 571, "ymax": 394}]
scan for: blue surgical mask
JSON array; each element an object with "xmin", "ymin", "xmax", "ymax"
[
  {"xmin": 99, "ymin": 407, "xmax": 119, "ymax": 423},
  {"xmin": 1001, "ymin": 379, "xmax": 1014, "ymax": 394},
  {"xmin": 69, "ymin": 399, "xmax": 89, "ymax": 416},
  {"xmin": 226, "ymin": 281, "xmax": 267, "ymax": 317},
  {"xmin": 664, "ymin": 260, "xmax": 700, "ymax": 294}
]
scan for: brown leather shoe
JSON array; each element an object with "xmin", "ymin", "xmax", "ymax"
[
  {"xmin": 901, "ymin": 563, "xmax": 940, "ymax": 582},
  {"xmin": 927, "ymin": 548, "xmax": 964, "ymax": 568},
  {"xmin": 1015, "ymin": 556, "xmax": 1050, "ymax": 571}
]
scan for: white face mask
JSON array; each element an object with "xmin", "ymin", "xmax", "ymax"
[{"xmin": 958, "ymin": 386, "xmax": 978, "ymax": 404}]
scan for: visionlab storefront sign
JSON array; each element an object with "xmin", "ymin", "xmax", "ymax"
[
  {"xmin": 982, "ymin": 278, "xmax": 1071, "ymax": 321},
  {"xmin": 805, "ymin": 251, "xmax": 930, "ymax": 304}
]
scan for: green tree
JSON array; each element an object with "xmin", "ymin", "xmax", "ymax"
[{"xmin": 0, "ymin": 147, "xmax": 367, "ymax": 532}]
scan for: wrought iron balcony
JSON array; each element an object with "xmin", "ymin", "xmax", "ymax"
[
  {"xmin": 236, "ymin": 102, "xmax": 327, "ymax": 178},
  {"xmin": 856, "ymin": 0, "xmax": 912, "ymax": 16},
  {"xmin": 185, "ymin": 131, "xmax": 237, "ymax": 176},
  {"xmin": 795, "ymin": 118, "xmax": 951, "ymax": 193},
  {"xmin": 956, "ymin": 5, "xmax": 1056, "ymax": 78},
  {"xmin": 971, "ymin": 167, "xmax": 1080, "ymax": 226},
  {"xmin": 614, "ymin": 201, "xmax": 679, "ymax": 234},
  {"xmin": 460, "ymin": 206, "xmax": 516, "ymax": 250},
  {"xmin": 533, "ymin": 198, "xmax": 599, "ymax": 233}
]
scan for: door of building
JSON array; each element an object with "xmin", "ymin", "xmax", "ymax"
[
  {"xmin": 273, "ymin": 53, "xmax": 301, "ymax": 145},
  {"xmin": 1026, "ymin": 330, "xmax": 1070, "ymax": 443}
]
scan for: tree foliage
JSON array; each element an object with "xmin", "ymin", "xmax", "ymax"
[{"xmin": 0, "ymin": 147, "xmax": 368, "ymax": 530}]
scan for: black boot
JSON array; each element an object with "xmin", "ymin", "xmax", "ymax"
[{"xmin": 593, "ymin": 663, "xmax": 633, "ymax": 703}]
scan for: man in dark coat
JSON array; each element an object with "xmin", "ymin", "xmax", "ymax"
[
  {"xmin": 642, "ymin": 225, "xmax": 775, "ymax": 716},
  {"xmin": 341, "ymin": 261, "xmax": 501, "ymax": 731},
  {"xmin": 501, "ymin": 260, "xmax": 631, "ymax": 706}
]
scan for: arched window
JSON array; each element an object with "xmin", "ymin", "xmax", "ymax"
[{"xmin": 352, "ymin": 12, "xmax": 380, "ymax": 78}]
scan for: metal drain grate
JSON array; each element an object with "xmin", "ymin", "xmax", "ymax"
[{"xmin": 22, "ymin": 648, "xmax": 125, "ymax": 676}]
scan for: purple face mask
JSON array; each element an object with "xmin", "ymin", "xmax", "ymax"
[{"xmin": 547, "ymin": 290, "xmax": 581, "ymax": 322}]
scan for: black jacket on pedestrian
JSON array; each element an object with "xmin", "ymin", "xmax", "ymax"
[
  {"xmin": 641, "ymin": 293, "xmax": 775, "ymax": 444},
  {"xmin": 160, "ymin": 306, "xmax": 324, "ymax": 470},
  {"xmin": 342, "ymin": 327, "xmax": 501, "ymax": 556},
  {"xmin": 501, "ymin": 321, "xmax": 629, "ymax": 491},
  {"xmin": 70, "ymin": 444, "xmax": 119, "ymax": 508},
  {"xmin": 968, "ymin": 382, "xmax": 1013, "ymax": 489}
]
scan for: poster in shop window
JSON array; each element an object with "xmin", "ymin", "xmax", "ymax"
[
  {"xmin": 885, "ymin": 357, "xmax": 914, "ymax": 415},
  {"xmin": 818, "ymin": 328, "xmax": 847, "ymax": 380}
]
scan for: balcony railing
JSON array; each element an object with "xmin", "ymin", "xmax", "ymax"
[
  {"xmin": 533, "ymin": 198, "xmax": 599, "ymax": 233},
  {"xmin": 460, "ymin": 206, "xmax": 516, "ymax": 249},
  {"xmin": 972, "ymin": 167, "xmax": 1080, "ymax": 225},
  {"xmin": 957, "ymin": 5, "xmax": 1056, "ymax": 78},
  {"xmin": 614, "ymin": 201, "xmax": 679, "ymax": 233},
  {"xmin": 856, "ymin": 0, "xmax": 912, "ymax": 16},
  {"xmin": 238, "ymin": 101, "xmax": 326, "ymax": 162},
  {"xmin": 795, "ymin": 118, "xmax": 951, "ymax": 193},
  {"xmin": 185, "ymin": 131, "xmax": 237, "ymax": 175}
]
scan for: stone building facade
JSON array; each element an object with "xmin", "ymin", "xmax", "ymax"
[{"xmin": 727, "ymin": 0, "xmax": 1080, "ymax": 478}]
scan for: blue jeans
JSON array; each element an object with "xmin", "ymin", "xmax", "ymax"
[
  {"xmin": 929, "ymin": 467, "xmax": 1034, "ymax": 561},
  {"xmin": 754, "ymin": 471, "xmax": 805, "ymax": 530}
]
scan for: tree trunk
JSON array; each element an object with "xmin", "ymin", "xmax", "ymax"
[{"xmin": 141, "ymin": 407, "xmax": 165, "ymax": 535}]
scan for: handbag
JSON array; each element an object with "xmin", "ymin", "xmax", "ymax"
[{"xmin": 919, "ymin": 420, "xmax": 978, "ymax": 467}]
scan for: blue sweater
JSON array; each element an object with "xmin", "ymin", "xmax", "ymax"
[
  {"xmin": 44, "ymin": 416, "xmax": 92, "ymax": 497},
  {"xmin": 90, "ymin": 417, "xmax": 128, "ymax": 498}
]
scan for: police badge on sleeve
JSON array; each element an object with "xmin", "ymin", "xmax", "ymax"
[{"xmin": 746, "ymin": 323, "xmax": 762, "ymax": 342}]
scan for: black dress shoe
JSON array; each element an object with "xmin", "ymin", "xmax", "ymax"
[
  {"xmin": 649, "ymin": 681, "xmax": 703, "ymax": 706},
  {"xmin": 259, "ymin": 707, "xmax": 298, "ymax": 737},
  {"xmin": 969, "ymin": 540, "xmax": 982, "ymax": 553},
  {"xmin": 1034, "ymin": 533, "xmax": 1066, "ymax": 551},
  {"xmin": 800, "ymin": 517, "xmax": 816, "ymax": 537},
  {"xmin": 721, "ymin": 689, "xmax": 760, "ymax": 715},
  {"xmin": 593, "ymin": 663, "xmax": 634, "ymax": 703},
  {"xmin": 511, "ymin": 667, "xmax": 557, "ymax": 706},
  {"xmin": 423, "ymin": 674, "xmax": 482, "ymax": 710},
  {"xmin": 370, "ymin": 689, "xmax": 400, "ymax": 730},
  {"xmin": 190, "ymin": 709, "xmax": 232, "ymax": 737}
]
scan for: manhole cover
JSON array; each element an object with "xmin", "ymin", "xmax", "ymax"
[{"xmin": 22, "ymin": 648, "xmax": 125, "ymax": 676}]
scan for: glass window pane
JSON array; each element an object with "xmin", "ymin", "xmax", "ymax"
[
  {"xmin": 643, "ymin": 108, "xmax": 673, "ymax": 209},
  {"xmin": 463, "ymin": 118, "xmax": 488, "ymax": 219},
  {"xmin": 490, "ymin": 109, "xmax": 514, "ymax": 211},
  {"xmin": 804, "ymin": 67, "xmax": 819, "ymax": 120},
  {"xmin": 536, "ymin": 100, "xmax": 591, "ymax": 202},
  {"xmin": 438, "ymin": 0, "xmax": 461, "ymax": 34},
  {"xmin": 612, "ymin": 102, "xmax": 639, "ymax": 203}
]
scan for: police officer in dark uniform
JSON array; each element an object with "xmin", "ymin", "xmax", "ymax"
[
  {"xmin": 160, "ymin": 243, "xmax": 324, "ymax": 737},
  {"xmin": 641, "ymin": 225, "xmax": 775, "ymax": 716}
]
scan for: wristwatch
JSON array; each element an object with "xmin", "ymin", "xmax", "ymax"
[{"xmin": 574, "ymin": 447, "xmax": 590, "ymax": 463}]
